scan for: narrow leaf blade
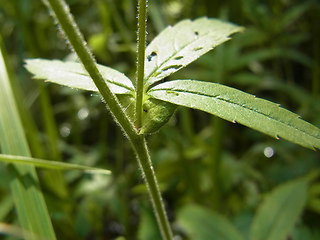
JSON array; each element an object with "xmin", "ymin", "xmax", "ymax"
[
  {"xmin": 177, "ymin": 204, "xmax": 244, "ymax": 240},
  {"xmin": 25, "ymin": 59, "xmax": 135, "ymax": 94},
  {"xmin": 144, "ymin": 17, "xmax": 243, "ymax": 87},
  {"xmin": 0, "ymin": 37, "xmax": 56, "ymax": 239},
  {"xmin": 250, "ymin": 180, "xmax": 308, "ymax": 240},
  {"xmin": 148, "ymin": 80, "xmax": 320, "ymax": 149},
  {"xmin": 0, "ymin": 154, "xmax": 110, "ymax": 175}
]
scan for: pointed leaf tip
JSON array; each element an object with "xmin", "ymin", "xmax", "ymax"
[{"xmin": 0, "ymin": 154, "xmax": 111, "ymax": 175}]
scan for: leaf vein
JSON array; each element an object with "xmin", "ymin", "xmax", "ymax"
[{"xmin": 145, "ymin": 30, "xmax": 214, "ymax": 83}]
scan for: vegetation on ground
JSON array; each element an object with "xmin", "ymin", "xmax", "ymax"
[{"xmin": 0, "ymin": 0, "xmax": 319, "ymax": 239}]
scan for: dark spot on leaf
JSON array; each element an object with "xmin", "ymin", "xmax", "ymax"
[
  {"xmin": 161, "ymin": 65, "xmax": 183, "ymax": 72},
  {"xmin": 147, "ymin": 51, "xmax": 157, "ymax": 62},
  {"xmin": 194, "ymin": 31, "xmax": 199, "ymax": 36},
  {"xmin": 174, "ymin": 56, "xmax": 184, "ymax": 60},
  {"xmin": 143, "ymin": 108, "xmax": 148, "ymax": 113},
  {"xmin": 193, "ymin": 47, "xmax": 203, "ymax": 51}
]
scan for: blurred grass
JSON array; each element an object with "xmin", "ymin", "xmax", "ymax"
[
  {"xmin": 0, "ymin": 0, "xmax": 320, "ymax": 239},
  {"xmin": 0, "ymin": 34, "xmax": 56, "ymax": 239}
]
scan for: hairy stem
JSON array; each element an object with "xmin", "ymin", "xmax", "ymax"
[
  {"xmin": 43, "ymin": 0, "xmax": 173, "ymax": 239},
  {"xmin": 131, "ymin": 135, "xmax": 174, "ymax": 240},
  {"xmin": 45, "ymin": 0, "xmax": 136, "ymax": 138},
  {"xmin": 135, "ymin": 0, "xmax": 148, "ymax": 128}
]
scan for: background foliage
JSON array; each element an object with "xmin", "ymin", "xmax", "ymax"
[{"xmin": 0, "ymin": 0, "xmax": 320, "ymax": 239}]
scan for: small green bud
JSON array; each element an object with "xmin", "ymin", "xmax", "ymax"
[{"xmin": 140, "ymin": 98, "xmax": 177, "ymax": 134}]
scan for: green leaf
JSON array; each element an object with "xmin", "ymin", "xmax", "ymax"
[
  {"xmin": 0, "ymin": 154, "xmax": 110, "ymax": 175},
  {"xmin": 138, "ymin": 204, "xmax": 162, "ymax": 240},
  {"xmin": 177, "ymin": 204, "xmax": 244, "ymax": 240},
  {"xmin": 26, "ymin": 59, "xmax": 137, "ymax": 123},
  {"xmin": 0, "ymin": 36, "xmax": 56, "ymax": 239},
  {"xmin": 250, "ymin": 180, "xmax": 308, "ymax": 240},
  {"xmin": 0, "ymin": 196, "xmax": 13, "ymax": 222},
  {"xmin": 148, "ymin": 80, "xmax": 320, "ymax": 149},
  {"xmin": 25, "ymin": 59, "xmax": 135, "ymax": 95},
  {"xmin": 144, "ymin": 17, "xmax": 243, "ymax": 88}
]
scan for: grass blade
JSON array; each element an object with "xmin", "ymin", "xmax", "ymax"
[
  {"xmin": 0, "ymin": 154, "xmax": 110, "ymax": 175},
  {"xmin": 0, "ymin": 35, "xmax": 56, "ymax": 239}
]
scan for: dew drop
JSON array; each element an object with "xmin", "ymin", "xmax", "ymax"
[
  {"xmin": 264, "ymin": 147, "xmax": 274, "ymax": 158},
  {"xmin": 77, "ymin": 107, "xmax": 89, "ymax": 120},
  {"xmin": 60, "ymin": 123, "xmax": 71, "ymax": 137}
]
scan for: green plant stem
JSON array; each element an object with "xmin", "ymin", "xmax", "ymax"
[
  {"xmin": 135, "ymin": 0, "xmax": 148, "ymax": 128},
  {"xmin": 131, "ymin": 135, "xmax": 173, "ymax": 240},
  {"xmin": 44, "ymin": 0, "xmax": 173, "ymax": 239}
]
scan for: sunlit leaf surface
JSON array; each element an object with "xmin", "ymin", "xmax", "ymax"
[
  {"xmin": 144, "ymin": 17, "xmax": 243, "ymax": 88},
  {"xmin": 148, "ymin": 80, "xmax": 320, "ymax": 149},
  {"xmin": 25, "ymin": 59, "xmax": 134, "ymax": 95}
]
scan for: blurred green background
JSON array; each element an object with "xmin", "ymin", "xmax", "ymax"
[{"xmin": 0, "ymin": 0, "xmax": 320, "ymax": 239}]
